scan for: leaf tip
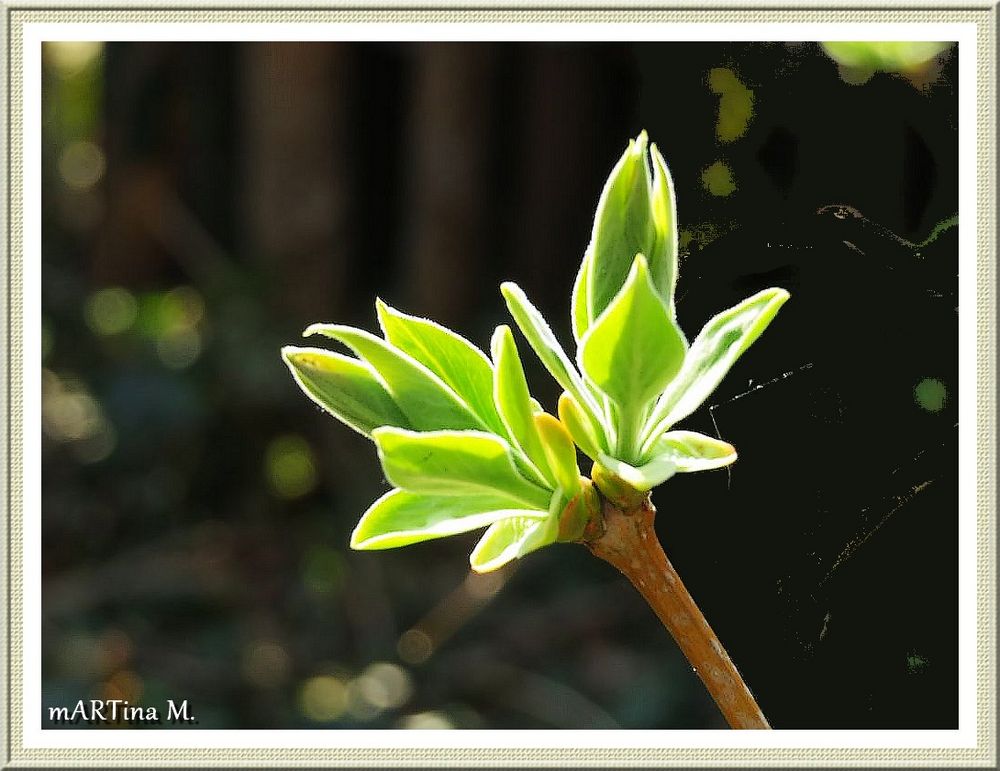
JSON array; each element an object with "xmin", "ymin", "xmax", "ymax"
[
  {"xmin": 373, "ymin": 296, "xmax": 394, "ymax": 336},
  {"xmin": 490, "ymin": 324, "xmax": 512, "ymax": 360},
  {"xmin": 713, "ymin": 440, "xmax": 738, "ymax": 465},
  {"xmin": 763, "ymin": 287, "xmax": 792, "ymax": 317},
  {"xmin": 499, "ymin": 281, "xmax": 519, "ymax": 300},
  {"xmin": 468, "ymin": 558, "xmax": 491, "ymax": 575},
  {"xmin": 631, "ymin": 251, "xmax": 650, "ymax": 277},
  {"xmin": 649, "ymin": 142, "xmax": 673, "ymax": 189},
  {"xmin": 281, "ymin": 345, "xmax": 314, "ymax": 370}
]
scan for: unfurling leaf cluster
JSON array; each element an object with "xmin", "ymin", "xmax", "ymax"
[
  {"xmin": 283, "ymin": 301, "xmax": 590, "ymax": 573},
  {"xmin": 283, "ymin": 131, "xmax": 789, "ymax": 571}
]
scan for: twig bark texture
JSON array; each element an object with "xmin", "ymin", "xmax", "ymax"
[{"xmin": 585, "ymin": 496, "xmax": 770, "ymax": 730}]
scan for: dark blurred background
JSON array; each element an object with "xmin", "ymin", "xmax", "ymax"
[{"xmin": 41, "ymin": 41, "xmax": 958, "ymax": 730}]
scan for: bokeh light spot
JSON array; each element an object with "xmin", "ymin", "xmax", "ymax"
[
  {"xmin": 241, "ymin": 640, "xmax": 291, "ymax": 689},
  {"xmin": 70, "ymin": 421, "xmax": 117, "ymax": 464},
  {"xmin": 42, "ymin": 387, "xmax": 100, "ymax": 439},
  {"xmin": 345, "ymin": 680, "xmax": 381, "ymax": 721},
  {"xmin": 42, "ymin": 370, "xmax": 111, "ymax": 447},
  {"xmin": 266, "ymin": 434, "xmax": 318, "ymax": 499},
  {"xmin": 159, "ymin": 286, "xmax": 205, "ymax": 331},
  {"xmin": 59, "ymin": 140, "xmax": 106, "ymax": 190},
  {"xmin": 701, "ymin": 161, "xmax": 737, "ymax": 197},
  {"xmin": 84, "ymin": 286, "xmax": 137, "ymax": 336},
  {"xmin": 397, "ymin": 628, "xmax": 433, "ymax": 665},
  {"xmin": 103, "ymin": 670, "xmax": 143, "ymax": 703},
  {"xmin": 914, "ymin": 377, "xmax": 947, "ymax": 412},
  {"xmin": 299, "ymin": 675, "xmax": 348, "ymax": 723},
  {"xmin": 355, "ymin": 662, "xmax": 413, "ymax": 711},
  {"xmin": 139, "ymin": 286, "xmax": 207, "ymax": 368},
  {"xmin": 708, "ymin": 67, "xmax": 754, "ymax": 143},
  {"xmin": 399, "ymin": 710, "xmax": 454, "ymax": 729},
  {"xmin": 44, "ymin": 41, "xmax": 103, "ymax": 77}
]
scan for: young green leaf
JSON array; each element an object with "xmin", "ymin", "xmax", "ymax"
[
  {"xmin": 571, "ymin": 248, "xmax": 592, "ymax": 342},
  {"xmin": 304, "ymin": 324, "xmax": 486, "ymax": 432},
  {"xmin": 499, "ymin": 281, "xmax": 608, "ymax": 445},
  {"xmin": 579, "ymin": 254, "xmax": 687, "ymax": 410},
  {"xmin": 641, "ymin": 287, "xmax": 790, "ymax": 450},
  {"xmin": 491, "ymin": 326, "xmax": 555, "ymax": 486},
  {"xmin": 282, "ymin": 346, "xmax": 408, "ymax": 437},
  {"xmin": 372, "ymin": 427, "xmax": 552, "ymax": 510},
  {"xmin": 556, "ymin": 478, "xmax": 600, "ymax": 542},
  {"xmin": 376, "ymin": 299, "xmax": 506, "ymax": 436},
  {"xmin": 649, "ymin": 142, "xmax": 679, "ymax": 317},
  {"xmin": 650, "ymin": 430, "xmax": 737, "ymax": 472},
  {"xmin": 557, "ymin": 392, "xmax": 603, "ymax": 460},
  {"xmin": 351, "ymin": 489, "xmax": 545, "ymax": 550},
  {"xmin": 469, "ymin": 516, "xmax": 558, "ymax": 573},
  {"xmin": 533, "ymin": 412, "xmax": 582, "ymax": 497},
  {"xmin": 587, "ymin": 132, "xmax": 656, "ymax": 321},
  {"xmin": 585, "ymin": 132, "xmax": 681, "ymax": 324},
  {"xmin": 596, "ymin": 452, "xmax": 677, "ymax": 493}
]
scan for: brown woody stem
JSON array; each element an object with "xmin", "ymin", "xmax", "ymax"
[{"xmin": 584, "ymin": 495, "xmax": 770, "ymax": 729}]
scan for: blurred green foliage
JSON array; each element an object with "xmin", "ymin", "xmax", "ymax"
[
  {"xmin": 821, "ymin": 41, "xmax": 954, "ymax": 85},
  {"xmin": 822, "ymin": 41, "xmax": 952, "ymax": 72}
]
